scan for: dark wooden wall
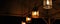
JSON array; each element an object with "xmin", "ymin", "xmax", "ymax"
[{"xmin": 0, "ymin": 0, "xmax": 60, "ymax": 19}]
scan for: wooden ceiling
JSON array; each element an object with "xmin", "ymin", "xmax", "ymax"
[
  {"xmin": 9, "ymin": 0, "xmax": 43, "ymax": 16},
  {"xmin": 0, "ymin": 0, "xmax": 60, "ymax": 19}
]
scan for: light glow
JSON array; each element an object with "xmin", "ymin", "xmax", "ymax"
[
  {"xmin": 32, "ymin": 11, "xmax": 39, "ymax": 18},
  {"xmin": 21, "ymin": 21, "xmax": 26, "ymax": 24},
  {"xmin": 32, "ymin": 11, "xmax": 39, "ymax": 16},
  {"xmin": 47, "ymin": 0, "xmax": 49, "ymax": 5},
  {"xmin": 26, "ymin": 17, "xmax": 31, "ymax": 22},
  {"xmin": 43, "ymin": 0, "xmax": 52, "ymax": 9}
]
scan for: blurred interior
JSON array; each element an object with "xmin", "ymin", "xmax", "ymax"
[{"xmin": 0, "ymin": 0, "xmax": 60, "ymax": 24}]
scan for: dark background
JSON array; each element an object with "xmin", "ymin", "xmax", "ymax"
[{"xmin": 0, "ymin": 16, "xmax": 60, "ymax": 24}]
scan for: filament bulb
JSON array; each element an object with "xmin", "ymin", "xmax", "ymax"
[
  {"xmin": 47, "ymin": 0, "xmax": 49, "ymax": 5},
  {"xmin": 43, "ymin": 0, "xmax": 52, "ymax": 9}
]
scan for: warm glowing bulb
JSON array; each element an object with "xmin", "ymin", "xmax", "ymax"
[
  {"xmin": 32, "ymin": 11, "xmax": 39, "ymax": 16},
  {"xmin": 32, "ymin": 11, "xmax": 39, "ymax": 18},
  {"xmin": 21, "ymin": 21, "xmax": 26, "ymax": 24},
  {"xmin": 43, "ymin": 0, "xmax": 52, "ymax": 9},
  {"xmin": 26, "ymin": 17, "xmax": 31, "ymax": 22},
  {"xmin": 47, "ymin": 0, "xmax": 49, "ymax": 5},
  {"xmin": 32, "ymin": 11, "xmax": 37, "ymax": 15},
  {"xmin": 27, "ymin": 18, "xmax": 31, "ymax": 21}
]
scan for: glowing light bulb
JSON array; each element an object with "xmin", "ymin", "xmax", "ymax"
[
  {"xmin": 32, "ymin": 11, "xmax": 39, "ymax": 16},
  {"xmin": 32, "ymin": 11, "xmax": 39, "ymax": 18},
  {"xmin": 21, "ymin": 21, "xmax": 26, "ymax": 24},
  {"xmin": 26, "ymin": 17, "xmax": 31, "ymax": 22},
  {"xmin": 43, "ymin": 0, "xmax": 52, "ymax": 9},
  {"xmin": 47, "ymin": 0, "xmax": 49, "ymax": 5},
  {"xmin": 32, "ymin": 11, "xmax": 37, "ymax": 15}
]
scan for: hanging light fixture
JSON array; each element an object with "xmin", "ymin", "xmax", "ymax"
[
  {"xmin": 43, "ymin": 0, "xmax": 53, "ymax": 24},
  {"xmin": 32, "ymin": 11, "xmax": 39, "ymax": 18},
  {"xmin": 32, "ymin": 7, "xmax": 39, "ymax": 18},
  {"xmin": 43, "ymin": 0, "xmax": 52, "ymax": 9}
]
